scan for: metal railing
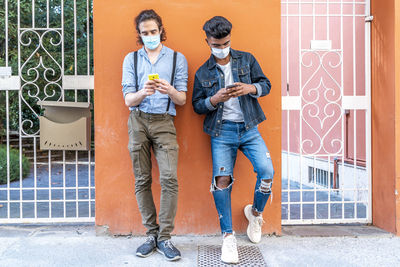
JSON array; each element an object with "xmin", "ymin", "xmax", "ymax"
[{"xmin": 0, "ymin": 0, "xmax": 94, "ymax": 223}]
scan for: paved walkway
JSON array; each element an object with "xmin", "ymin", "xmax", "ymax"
[{"xmin": 0, "ymin": 224, "xmax": 398, "ymax": 266}]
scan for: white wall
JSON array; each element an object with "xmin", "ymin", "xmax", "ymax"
[{"xmin": 282, "ymin": 151, "xmax": 368, "ymax": 202}]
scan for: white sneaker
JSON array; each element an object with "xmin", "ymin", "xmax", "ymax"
[
  {"xmin": 221, "ymin": 233, "xmax": 239, "ymax": 264},
  {"xmin": 244, "ymin": 204, "xmax": 264, "ymax": 243}
]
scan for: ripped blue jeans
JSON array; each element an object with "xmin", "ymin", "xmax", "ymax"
[{"xmin": 210, "ymin": 121, "xmax": 274, "ymax": 234}]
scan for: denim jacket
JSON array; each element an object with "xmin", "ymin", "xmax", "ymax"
[{"xmin": 192, "ymin": 48, "xmax": 271, "ymax": 136}]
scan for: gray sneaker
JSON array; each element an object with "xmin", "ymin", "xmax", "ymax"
[
  {"xmin": 156, "ymin": 240, "xmax": 181, "ymax": 261},
  {"xmin": 136, "ymin": 236, "xmax": 157, "ymax": 257}
]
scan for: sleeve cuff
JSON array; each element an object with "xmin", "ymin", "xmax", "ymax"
[
  {"xmin": 205, "ymin": 96, "xmax": 217, "ymax": 111},
  {"xmin": 174, "ymin": 83, "xmax": 188, "ymax": 92},
  {"xmin": 250, "ymin": 83, "xmax": 262, "ymax": 98},
  {"xmin": 123, "ymin": 86, "xmax": 137, "ymax": 98}
]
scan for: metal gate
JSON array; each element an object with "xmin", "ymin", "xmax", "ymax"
[
  {"xmin": 281, "ymin": 0, "xmax": 371, "ymax": 224},
  {"xmin": 0, "ymin": 0, "xmax": 94, "ymax": 223}
]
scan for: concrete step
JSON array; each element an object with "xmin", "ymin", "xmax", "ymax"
[
  {"xmin": 8, "ymin": 143, "xmax": 37, "ymax": 149},
  {"xmin": 26, "ymin": 155, "xmax": 63, "ymax": 162},
  {"xmin": 2, "ymin": 138, "xmax": 41, "ymax": 145}
]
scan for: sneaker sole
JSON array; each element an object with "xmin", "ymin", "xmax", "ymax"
[
  {"xmin": 244, "ymin": 205, "xmax": 261, "ymax": 244},
  {"xmin": 136, "ymin": 248, "xmax": 155, "ymax": 258},
  {"xmin": 156, "ymin": 248, "xmax": 181, "ymax": 261},
  {"xmin": 221, "ymin": 258, "xmax": 239, "ymax": 264}
]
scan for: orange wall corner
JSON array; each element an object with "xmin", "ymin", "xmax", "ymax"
[
  {"xmin": 93, "ymin": 0, "xmax": 281, "ymax": 236},
  {"xmin": 371, "ymin": 0, "xmax": 397, "ymax": 234},
  {"xmin": 395, "ymin": 0, "xmax": 400, "ymax": 236}
]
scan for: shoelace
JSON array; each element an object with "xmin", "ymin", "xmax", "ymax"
[
  {"xmin": 225, "ymin": 237, "xmax": 237, "ymax": 252},
  {"xmin": 163, "ymin": 240, "xmax": 175, "ymax": 250},
  {"xmin": 145, "ymin": 236, "xmax": 155, "ymax": 244},
  {"xmin": 252, "ymin": 216, "xmax": 265, "ymax": 232}
]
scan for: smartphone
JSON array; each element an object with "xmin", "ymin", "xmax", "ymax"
[
  {"xmin": 226, "ymin": 84, "xmax": 238, "ymax": 90},
  {"xmin": 148, "ymin": 73, "xmax": 159, "ymax": 80}
]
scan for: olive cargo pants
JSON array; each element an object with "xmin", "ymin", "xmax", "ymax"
[{"xmin": 128, "ymin": 110, "xmax": 179, "ymax": 241}]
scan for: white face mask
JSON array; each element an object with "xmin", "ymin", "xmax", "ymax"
[
  {"xmin": 211, "ymin": 46, "xmax": 230, "ymax": 59},
  {"xmin": 141, "ymin": 34, "xmax": 161, "ymax": 50}
]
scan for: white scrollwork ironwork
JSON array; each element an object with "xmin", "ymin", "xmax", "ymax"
[
  {"xmin": 301, "ymin": 51, "xmax": 343, "ymax": 155},
  {"xmin": 19, "ymin": 29, "xmax": 63, "ymax": 136}
]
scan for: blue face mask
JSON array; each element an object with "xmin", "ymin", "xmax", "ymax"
[{"xmin": 141, "ymin": 34, "xmax": 161, "ymax": 50}]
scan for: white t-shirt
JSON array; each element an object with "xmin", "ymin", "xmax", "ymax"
[{"xmin": 217, "ymin": 61, "xmax": 244, "ymax": 122}]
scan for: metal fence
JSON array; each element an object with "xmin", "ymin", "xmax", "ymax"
[
  {"xmin": 281, "ymin": 0, "xmax": 372, "ymax": 224},
  {"xmin": 0, "ymin": 0, "xmax": 94, "ymax": 223}
]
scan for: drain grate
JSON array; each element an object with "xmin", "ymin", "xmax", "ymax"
[{"xmin": 198, "ymin": 245, "xmax": 267, "ymax": 266}]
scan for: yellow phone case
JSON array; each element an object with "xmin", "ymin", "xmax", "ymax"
[{"xmin": 148, "ymin": 73, "xmax": 159, "ymax": 80}]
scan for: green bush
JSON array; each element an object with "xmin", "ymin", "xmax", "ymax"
[{"xmin": 0, "ymin": 146, "xmax": 31, "ymax": 185}]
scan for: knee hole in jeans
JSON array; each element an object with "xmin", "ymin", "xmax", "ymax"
[
  {"xmin": 258, "ymin": 178, "xmax": 272, "ymax": 194},
  {"xmin": 211, "ymin": 176, "xmax": 233, "ymax": 191}
]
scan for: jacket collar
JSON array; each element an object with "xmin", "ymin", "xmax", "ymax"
[{"xmin": 207, "ymin": 48, "xmax": 241, "ymax": 69}]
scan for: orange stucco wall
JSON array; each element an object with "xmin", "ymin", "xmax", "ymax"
[
  {"xmin": 371, "ymin": 0, "xmax": 397, "ymax": 233},
  {"xmin": 395, "ymin": 0, "xmax": 400, "ymax": 235},
  {"xmin": 93, "ymin": 0, "xmax": 281, "ymax": 235}
]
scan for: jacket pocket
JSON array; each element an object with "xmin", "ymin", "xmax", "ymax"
[
  {"xmin": 201, "ymin": 79, "xmax": 218, "ymax": 96},
  {"xmin": 238, "ymin": 65, "xmax": 251, "ymax": 83}
]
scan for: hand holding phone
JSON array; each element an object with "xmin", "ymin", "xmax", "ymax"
[
  {"xmin": 226, "ymin": 82, "xmax": 257, "ymax": 97},
  {"xmin": 226, "ymin": 84, "xmax": 238, "ymax": 90},
  {"xmin": 153, "ymin": 78, "xmax": 172, "ymax": 95}
]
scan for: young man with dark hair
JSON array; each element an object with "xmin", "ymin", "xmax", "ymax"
[
  {"xmin": 192, "ymin": 16, "xmax": 274, "ymax": 264},
  {"xmin": 122, "ymin": 9, "xmax": 188, "ymax": 261}
]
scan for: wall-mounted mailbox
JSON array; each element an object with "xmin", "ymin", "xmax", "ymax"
[{"xmin": 37, "ymin": 101, "xmax": 92, "ymax": 151}]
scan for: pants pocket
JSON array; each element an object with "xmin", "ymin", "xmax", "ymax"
[
  {"xmin": 156, "ymin": 144, "xmax": 179, "ymax": 177},
  {"xmin": 129, "ymin": 144, "xmax": 143, "ymax": 176}
]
